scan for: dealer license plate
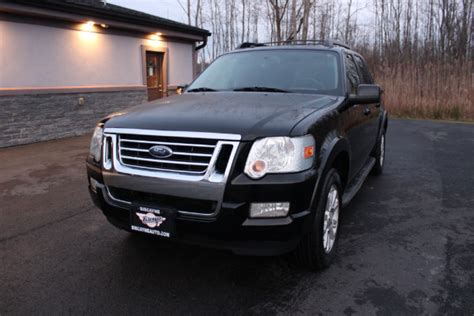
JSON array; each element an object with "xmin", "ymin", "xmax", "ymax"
[{"xmin": 130, "ymin": 205, "xmax": 176, "ymax": 238}]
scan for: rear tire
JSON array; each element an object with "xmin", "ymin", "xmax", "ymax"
[
  {"xmin": 294, "ymin": 168, "xmax": 342, "ymax": 270},
  {"xmin": 371, "ymin": 132, "xmax": 386, "ymax": 176}
]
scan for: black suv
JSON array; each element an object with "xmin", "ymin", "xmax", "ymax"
[{"xmin": 87, "ymin": 40, "xmax": 388, "ymax": 270}]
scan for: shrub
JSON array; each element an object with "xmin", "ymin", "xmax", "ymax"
[{"xmin": 374, "ymin": 61, "xmax": 473, "ymax": 121}]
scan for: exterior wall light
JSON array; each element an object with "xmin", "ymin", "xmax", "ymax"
[
  {"xmin": 150, "ymin": 33, "xmax": 163, "ymax": 40},
  {"xmin": 79, "ymin": 21, "xmax": 99, "ymax": 41},
  {"xmin": 148, "ymin": 32, "xmax": 164, "ymax": 47},
  {"xmin": 82, "ymin": 20, "xmax": 95, "ymax": 32}
]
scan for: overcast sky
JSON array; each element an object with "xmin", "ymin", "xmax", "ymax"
[
  {"xmin": 109, "ymin": 0, "xmax": 187, "ymax": 23},
  {"xmin": 107, "ymin": 0, "xmax": 375, "ymax": 43}
]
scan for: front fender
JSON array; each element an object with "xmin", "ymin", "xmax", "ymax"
[
  {"xmin": 317, "ymin": 132, "xmax": 350, "ymax": 178},
  {"xmin": 306, "ymin": 133, "xmax": 350, "ymax": 222}
]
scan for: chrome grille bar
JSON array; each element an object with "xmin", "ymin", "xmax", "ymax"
[
  {"xmin": 118, "ymin": 135, "xmax": 215, "ymax": 174},
  {"xmin": 120, "ymin": 139, "xmax": 216, "ymax": 148},
  {"xmin": 120, "ymin": 146, "xmax": 213, "ymax": 157},
  {"xmin": 173, "ymin": 152, "xmax": 213, "ymax": 157},
  {"xmin": 105, "ymin": 128, "xmax": 241, "ymax": 140},
  {"xmin": 121, "ymin": 155, "xmax": 209, "ymax": 166}
]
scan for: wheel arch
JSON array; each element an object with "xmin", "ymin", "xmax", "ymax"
[
  {"xmin": 309, "ymin": 135, "xmax": 351, "ymax": 212},
  {"xmin": 330, "ymin": 151, "xmax": 349, "ymax": 191}
]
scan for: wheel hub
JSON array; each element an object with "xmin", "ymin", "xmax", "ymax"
[{"xmin": 323, "ymin": 185, "xmax": 340, "ymax": 253}]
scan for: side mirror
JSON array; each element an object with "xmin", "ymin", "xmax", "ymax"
[
  {"xmin": 176, "ymin": 84, "xmax": 189, "ymax": 95},
  {"xmin": 348, "ymin": 84, "xmax": 381, "ymax": 105}
]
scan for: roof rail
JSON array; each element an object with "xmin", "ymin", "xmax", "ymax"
[
  {"xmin": 327, "ymin": 40, "xmax": 351, "ymax": 49},
  {"xmin": 237, "ymin": 39, "xmax": 351, "ymax": 50},
  {"xmin": 238, "ymin": 42, "xmax": 267, "ymax": 49}
]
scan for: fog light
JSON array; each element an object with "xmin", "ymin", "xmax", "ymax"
[{"xmin": 250, "ymin": 202, "xmax": 290, "ymax": 218}]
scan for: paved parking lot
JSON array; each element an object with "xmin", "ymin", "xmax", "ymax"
[{"xmin": 0, "ymin": 119, "xmax": 473, "ymax": 315}]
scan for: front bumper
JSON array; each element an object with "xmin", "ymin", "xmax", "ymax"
[{"xmin": 87, "ymin": 161, "xmax": 318, "ymax": 256}]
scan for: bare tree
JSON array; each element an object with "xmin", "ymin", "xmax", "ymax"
[
  {"xmin": 268, "ymin": 0, "xmax": 291, "ymax": 42},
  {"xmin": 194, "ymin": 0, "xmax": 473, "ymax": 121},
  {"xmin": 301, "ymin": 0, "xmax": 312, "ymax": 41}
]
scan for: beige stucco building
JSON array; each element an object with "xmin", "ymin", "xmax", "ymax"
[{"xmin": 0, "ymin": 0, "xmax": 210, "ymax": 147}]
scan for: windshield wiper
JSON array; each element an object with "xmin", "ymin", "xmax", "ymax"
[
  {"xmin": 187, "ymin": 87, "xmax": 218, "ymax": 92},
  {"xmin": 233, "ymin": 86, "xmax": 290, "ymax": 93}
]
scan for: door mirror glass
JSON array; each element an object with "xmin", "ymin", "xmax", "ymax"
[
  {"xmin": 349, "ymin": 84, "xmax": 381, "ymax": 105},
  {"xmin": 176, "ymin": 84, "xmax": 189, "ymax": 95}
]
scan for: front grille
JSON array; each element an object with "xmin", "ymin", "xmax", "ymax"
[{"xmin": 118, "ymin": 134, "xmax": 218, "ymax": 175}]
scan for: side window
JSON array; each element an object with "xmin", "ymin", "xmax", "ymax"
[
  {"xmin": 354, "ymin": 55, "xmax": 373, "ymax": 84},
  {"xmin": 344, "ymin": 53, "xmax": 360, "ymax": 94}
]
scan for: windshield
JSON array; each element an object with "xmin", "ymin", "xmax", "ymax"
[{"xmin": 188, "ymin": 49, "xmax": 343, "ymax": 95}]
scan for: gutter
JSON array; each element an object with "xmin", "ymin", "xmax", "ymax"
[{"xmin": 195, "ymin": 36, "xmax": 209, "ymax": 51}]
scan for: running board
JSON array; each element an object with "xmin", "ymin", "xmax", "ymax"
[{"xmin": 342, "ymin": 157, "xmax": 376, "ymax": 207}]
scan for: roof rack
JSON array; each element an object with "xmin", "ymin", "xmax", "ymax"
[
  {"xmin": 238, "ymin": 42, "xmax": 267, "ymax": 49},
  {"xmin": 237, "ymin": 39, "xmax": 351, "ymax": 50},
  {"xmin": 327, "ymin": 40, "xmax": 352, "ymax": 49}
]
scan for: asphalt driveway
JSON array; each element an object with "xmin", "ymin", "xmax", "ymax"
[{"xmin": 0, "ymin": 119, "xmax": 473, "ymax": 315}]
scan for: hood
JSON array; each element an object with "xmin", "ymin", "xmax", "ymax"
[{"xmin": 105, "ymin": 92, "xmax": 340, "ymax": 141}]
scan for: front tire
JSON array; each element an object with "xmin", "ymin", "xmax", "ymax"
[{"xmin": 294, "ymin": 168, "xmax": 342, "ymax": 270}]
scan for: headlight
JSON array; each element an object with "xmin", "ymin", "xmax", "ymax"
[
  {"xmin": 89, "ymin": 126, "xmax": 103, "ymax": 162},
  {"xmin": 244, "ymin": 135, "xmax": 315, "ymax": 179}
]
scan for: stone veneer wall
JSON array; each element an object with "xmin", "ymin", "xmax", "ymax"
[{"xmin": 0, "ymin": 90, "xmax": 147, "ymax": 148}]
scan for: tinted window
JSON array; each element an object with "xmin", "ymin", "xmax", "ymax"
[
  {"xmin": 188, "ymin": 50, "xmax": 344, "ymax": 96},
  {"xmin": 354, "ymin": 55, "xmax": 373, "ymax": 84},
  {"xmin": 344, "ymin": 54, "xmax": 360, "ymax": 94}
]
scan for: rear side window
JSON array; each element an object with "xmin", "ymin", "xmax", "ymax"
[
  {"xmin": 344, "ymin": 54, "xmax": 360, "ymax": 94},
  {"xmin": 354, "ymin": 55, "xmax": 373, "ymax": 84}
]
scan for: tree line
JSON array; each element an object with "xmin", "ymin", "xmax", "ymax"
[{"xmin": 179, "ymin": 0, "xmax": 473, "ymax": 120}]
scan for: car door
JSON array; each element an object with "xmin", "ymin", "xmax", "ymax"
[
  {"xmin": 353, "ymin": 54, "xmax": 380, "ymax": 155},
  {"xmin": 342, "ymin": 53, "xmax": 370, "ymax": 179}
]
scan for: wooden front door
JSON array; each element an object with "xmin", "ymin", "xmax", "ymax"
[{"xmin": 146, "ymin": 51, "xmax": 164, "ymax": 101}]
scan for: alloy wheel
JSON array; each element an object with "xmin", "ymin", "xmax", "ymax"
[{"xmin": 323, "ymin": 185, "xmax": 340, "ymax": 253}]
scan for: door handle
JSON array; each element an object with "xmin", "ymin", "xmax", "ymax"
[{"xmin": 364, "ymin": 108, "xmax": 371, "ymax": 116}]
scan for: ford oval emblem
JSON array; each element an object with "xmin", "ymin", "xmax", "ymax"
[{"xmin": 149, "ymin": 145, "xmax": 173, "ymax": 159}]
